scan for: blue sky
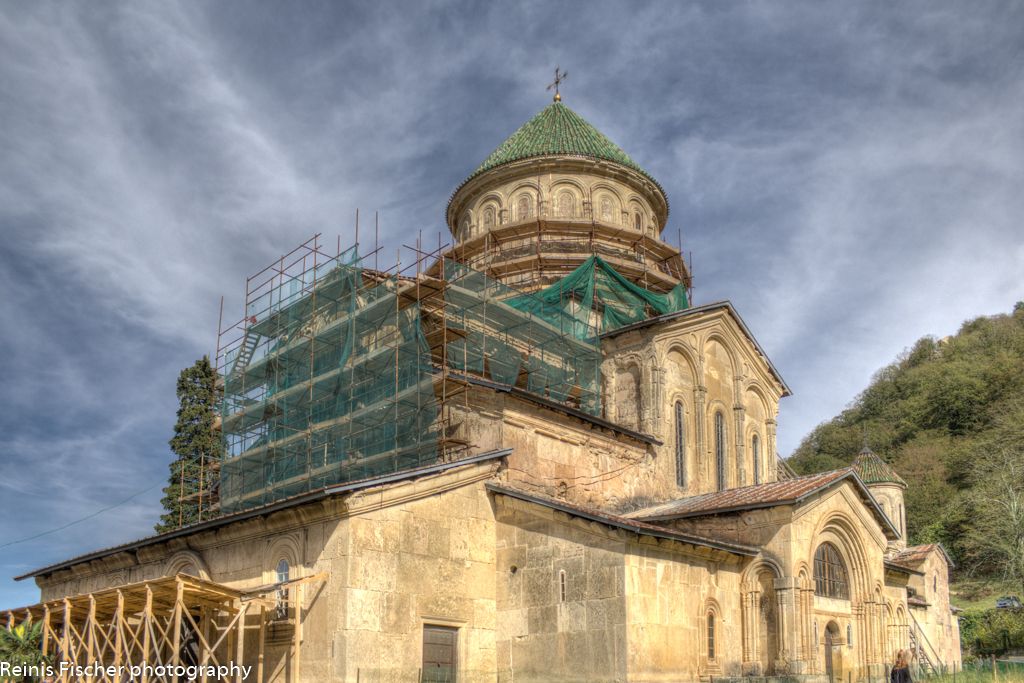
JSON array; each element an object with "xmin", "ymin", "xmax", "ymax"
[{"xmin": 1, "ymin": 1, "xmax": 1023, "ymax": 608}]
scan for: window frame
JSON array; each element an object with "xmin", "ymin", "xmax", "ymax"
[
  {"xmin": 752, "ymin": 433, "xmax": 761, "ymax": 485},
  {"xmin": 674, "ymin": 401, "xmax": 686, "ymax": 488},
  {"xmin": 813, "ymin": 542, "xmax": 850, "ymax": 600},
  {"xmin": 714, "ymin": 411, "xmax": 726, "ymax": 491}
]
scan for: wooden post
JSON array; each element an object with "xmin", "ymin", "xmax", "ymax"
[
  {"xmin": 61, "ymin": 599, "xmax": 72, "ymax": 683},
  {"xmin": 41, "ymin": 605, "xmax": 51, "ymax": 660},
  {"xmin": 113, "ymin": 591, "xmax": 124, "ymax": 683},
  {"xmin": 234, "ymin": 606, "xmax": 245, "ymax": 683},
  {"xmin": 201, "ymin": 606, "xmax": 212, "ymax": 683},
  {"xmin": 292, "ymin": 587, "xmax": 301, "ymax": 683},
  {"xmin": 141, "ymin": 587, "xmax": 152, "ymax": 683},
  {"xmin": 172, "ymin": 578, "xmax": 184, "ymax": 668},
  {"xmin": 85, "ymin": 595, "xmax": 97, "ymax": 683},
  {"xmin": 256, "ymin": 605, "xmax": 266, "ymax": 683}
]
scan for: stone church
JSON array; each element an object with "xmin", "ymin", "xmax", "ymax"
[{"xmin": 3, "ymin": 95, "xmax": 961, "ymax": 682}]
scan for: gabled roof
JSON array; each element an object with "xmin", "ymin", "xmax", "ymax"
[
  {"xmin": 600, "ymin": 301, "xmax": 792, "ymax": 396},
  {"xmin": 487, "ymin": 484, "xmax": 758, "ymax": 556},
  {"xmin": 624, "ymin": 469, "xmax": 901, "ymax": 540},
  {"xmin": 889, "ymin": 543, "xmax": 956, "ymax": 570},
  {"xmin": 851, "ymin": 447, "xmax": 907, "ymax": 488}
]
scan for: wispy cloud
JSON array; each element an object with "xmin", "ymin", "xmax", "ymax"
[{"xmin": 1, "ymin": 0, "xmax": 1023, "ymax": 608}]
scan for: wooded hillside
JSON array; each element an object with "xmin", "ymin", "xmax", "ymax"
[{"xmin": 788, "ymin": 302, "xmax": 1024, "ymax": 589}]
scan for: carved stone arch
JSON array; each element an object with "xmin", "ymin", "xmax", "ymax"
[
  {"xmin": 702, "ymin": 333, "xmax": 741, "ymax": 380},
  {"xmin": 707, "ymin": 398, "xmax": 731, "ymax": 490},
  {"xmin": 590, "ymin": 181, "xmax": 625, "ymax": 203},
  {"xmin": 165, "ymin": 550, "xmax": 211, "ymax": 580},
  {"xmin": 811, "ymin": 512, "xmax": 873, "ymax": 602},
  {"xmin": 550, "ymin": 177, "xmax": 587, "ymax": 195},
  {"xmin": 477, "ymin": 191, "xmax": 505, "ymax": 209},
  {"xmin": 703, "ymin": 597, "xmax": 724, "ymax": 666},
  {"xmin": 266, "ymin": 534, "xmax": 303, "ymax": 578},
  {"xmin": 665, "ymin": 341, "xmax": 699, "ymax": 379},
  {"xmin": 611, "ymin": 358, "xmax": 643, "ymax": 432},
  {"xmin": 591, "ymin": 183, "xmax": 624, "ymax": 223},
  {"xmin": 550, "ymin": 182, "xmax": 582, "ymax": 219},
  {"xmin": 508, "ymin": 182, "xmax": 540, "ymax": 221},
  {"xmin": 741, "ymin": 559, "xmax": 782, "ymax": 674},
  {"xmin": 744, "ymin": 382, "xmax": 771, "ymax": 416}
]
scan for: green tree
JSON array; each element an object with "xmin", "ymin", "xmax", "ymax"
[
  {"xmin": 0, "ymin": 619, "xmax": 48, "ymax": 681},
  {"xmin": 962, "ymin": 401, "xmax": 1024, "ymax": 594},
  {"xmin": 156, "ymin": 356, "xmax": 223, "ymax": 532}
]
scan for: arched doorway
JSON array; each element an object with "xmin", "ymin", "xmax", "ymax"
[{"xmin": 824, "ymin": 621, "xmax": 841, "ymax": 682}]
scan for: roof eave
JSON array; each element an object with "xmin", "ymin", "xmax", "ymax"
[
  {"xmin": 487, "ymin": 484, "xmax": 758, "ymax": 557},
  {"xmin": 16, "ymin": 449, "xmax": 513, "ymax": 582}
]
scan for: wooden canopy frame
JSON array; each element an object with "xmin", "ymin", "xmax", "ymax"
[{"xmin": 1, "ymin": 572, "xmax": 326, "ymax": 683}]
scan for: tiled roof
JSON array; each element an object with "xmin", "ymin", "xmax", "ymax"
[
  {"xmin": 470, "ymin": 102, "xmax": 655, "ymax": 183},
  {"xmin": 907, "ymin": 595, "xmax": 930, "ymax": 608},
  {"xmin": 851, "ymin": 447, "xmax": 907, "ymax": 487},
  {"xmin": 624, "ymin": 469, "xmax": 902, "ymax": 540},
  {"xmin": 486, "ymin": 483, "xmax": 759, "ymax": 556},
  {"xmin": 890, "ymin": 543, "xmax": 955, "ymax": 569},
  {"xmin": 625, "ymin": 470, "xmax": 850, "ymax": 521}
]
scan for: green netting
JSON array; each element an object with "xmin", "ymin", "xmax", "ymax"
[
  {"xmin": 505, "ymin": 255, "xmax": 689, "ymax": 335},
  {"xmin": 220, "ymin": 251, "xmax": 438, "ymax": 514},
  {"xmin": 218, "ymin": 249, "xmax": 677, "ymax": 514},
  {"xmin": 443, "ymin": 260, "xmax": 603, "ymax": 415}
]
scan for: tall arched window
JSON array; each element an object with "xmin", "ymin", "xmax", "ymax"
[
  {"xmin": 674, "ymin": 401, "xmax": 686, "ymax": 488},
  {"xmin": 752, "ymin": 434, "xmax": 761, "ymax": 485},
  {"xmin": 483, "ymin": 206, "xmax": 495, "ymax": 227},
  {"xmin": 557, "ymin": 191, "xmax": 574, "ymax": 218},
  {"xmin": 714, "ymin": 411, "xmax": 726, "ymax": 491},
  {"xmin": 517, "ymin": 194, "xmax": 533, "ymax": 220},
  {"xmin": 813, "ymin": 543, "xmax": 850, "ymax": 599},
  {"xmin": 634, "ymin": 212, "xmax": 643, "ymax": 231},
  {"xmin": 706, "ymin": 611, "xmax": 716, "ymax": 660},
  {"xmin": 276, "ymin": 558, "xmax": 290, "ymax": 618},
  {"xmin": 600, "ymin": 196, "xmax": 613, "ymax": 221}
]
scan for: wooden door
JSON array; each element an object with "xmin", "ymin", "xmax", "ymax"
[
  {"xmin": 423, "ymin": 625, "xmax": 457, "ymax": 682},
  {"xmin": 824, "ymin": 627, "xmax": 834, "ymax": 681}
]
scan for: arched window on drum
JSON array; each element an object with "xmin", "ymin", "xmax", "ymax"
[
  {"xmin": 557, "ymin": 191, "xmax": 574, "ymax": 218},
  {"xmin": 517, "ymin": 194, "xmax": 533, "ymax": 221}
]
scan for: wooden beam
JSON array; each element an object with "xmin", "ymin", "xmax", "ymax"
[
  {"xmin": 61, "ymin": 599, "xmax": 71, "ymax": 683},
  {"xmin": 113, "ymin": 591, "xmax": 124, "ymax": 683},
  {"xmin": 256, "ymin": 605, "xmax": 266, "ymax": 683},
  {"xmin": 172, "ymin": 578, "xmax": 183, "ymax": 668},
  {"xmin": 141, "ymin": 587, "xmax": 152, "ymax": 683},
  {"xmin": 235, "ymin": 604, "xmax": 246, "ymax": 683},
  {"xmin": 292, "ymin": 584, "xmax": 301, "ymax": 683},
  {"xmin": 85, "ymin": 595, "xmax": 97, "ymax": 683}
]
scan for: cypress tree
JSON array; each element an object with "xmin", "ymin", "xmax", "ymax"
[{"xmin": 156, "ymin": 356, "xmax": 223, "ymax": 532}]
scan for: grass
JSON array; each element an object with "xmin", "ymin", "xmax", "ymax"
[
  {"xmin": 952, "ymin": 579, "xmax": 1024, "ymax": 612},
  {"xmin": 927, "ymin": 665, "xmax": 1024, "ymax": 683}
]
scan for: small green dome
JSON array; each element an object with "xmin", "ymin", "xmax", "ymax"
[
  {"xmin": 851, "ymin": 447, "xmax": 907, "ymax": 488},
  {"xmin": 466, "ymin": 102, "xmax": 660, "ymax": 185}
]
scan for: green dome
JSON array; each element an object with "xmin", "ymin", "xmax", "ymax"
[
  {"xmin": 851, "ymin": 447, "xmax": 907, "ymax": 488},
  {"xmin": 470, "ymin": 102, "xmax": 656, "ymax": 183}
]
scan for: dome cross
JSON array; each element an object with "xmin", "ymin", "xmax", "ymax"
[{"xmin": 547, "ymin": 66, "xmax": 568, "ymax": 102}]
